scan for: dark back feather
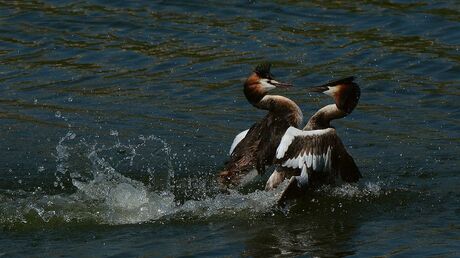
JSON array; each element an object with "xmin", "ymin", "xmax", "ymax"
[{"xmin": 220, "ymin": 112, "xmax": 292, "ymax": 186}]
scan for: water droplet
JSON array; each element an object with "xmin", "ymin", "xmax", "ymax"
[{"xmin": 110, "ymin": 130, "xmax": 119, "ymax": 136}]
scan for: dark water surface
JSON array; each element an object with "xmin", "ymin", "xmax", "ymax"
[{"xmin": 1, "ymin": 1, "xmax": 459, "ymax": 257}]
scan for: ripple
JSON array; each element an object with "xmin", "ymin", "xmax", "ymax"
[{"xmin": 0, "ymin": 1, "xmax": 459, "ymax": 256}]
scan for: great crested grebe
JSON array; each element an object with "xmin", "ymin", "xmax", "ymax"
[
  {"xmin": 265, "ymin": 76, "xmax": 362, "ymax": 203},
  {"xmin": 219, "ymin": 64, "xmax": 303, "ymax": 187}
]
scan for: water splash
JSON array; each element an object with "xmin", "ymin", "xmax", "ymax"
[
  {"xmin": 53, "ymin": 131, "xmax": 76, "ymax": 188},
  {"xmin": 327, "ymin": 181, "xmax": 383, "ymax": 198},
  {"xmin": 0, "ymin": 131, "xmax": 392, "ymax": 227},
  {"xmin": 25, "ymin": 130, "xmax": 281, "ymax": 225}
]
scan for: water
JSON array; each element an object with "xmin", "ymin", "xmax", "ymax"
[{"xmin": 1, "ymin": 1, "xmax": 459, "ymax": 257}]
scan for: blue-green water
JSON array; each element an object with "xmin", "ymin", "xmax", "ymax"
[{"xmin": 1, "ymin": 1, "xmax": 459, "ymax": 257}]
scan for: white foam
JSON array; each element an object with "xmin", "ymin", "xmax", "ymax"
[
  {"xmin": 1, "ymin": 130, "xmax": 387, "ymax": 227},
  {"xmin": 327, "ymin": 182, "xmax": 383, "ymax": 198}
]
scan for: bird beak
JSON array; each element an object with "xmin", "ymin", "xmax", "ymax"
[
  {"xmin": 308, "ymin": 85, "xmax": 329, "ymax": 93},
  {"xmin": 308, "ymin": 76, "xmax": 356, "ymax": 97},
  {"xmin": 270, "ymin": 80, "xmax": 293, "ymax": 89},
  {"xmin": 308, "ymin": 85, "xmax": 337, "ymax": 97}
]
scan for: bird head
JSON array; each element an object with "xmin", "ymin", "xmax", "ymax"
[{"xmin": 308, "ymin": 76, "xmax": 360, "ymax": 114}]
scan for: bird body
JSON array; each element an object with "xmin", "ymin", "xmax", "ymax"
[
  {"xmin": 219, "ymin": 64, "xmax": 302, "ymax": 187},
  {"xmin": 218, "ymin": 65, "xmax": 362, "ymax": 204},
  {"xmin": 265, "ymin": 76, "xmax": 362, "ymax": 204}
]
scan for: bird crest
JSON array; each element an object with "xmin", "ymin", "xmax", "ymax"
[{"xmin": 254, "ymin": 63, "xmax": 273, "ymax": 79}]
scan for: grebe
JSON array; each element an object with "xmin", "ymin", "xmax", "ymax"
[
  {"xmin": 265, "ymin": 76, "xmax": 362, "ymax": 203},
  {"xmin": 219, "ymin": 64, "xmax": 303, "ymax": 187}
]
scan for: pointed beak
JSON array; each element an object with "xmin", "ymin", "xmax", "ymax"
[
  {"xmin": 308, "ymin": 85, "xmax": 342, "ymax": 98},
  {"xmin": 270, "ymin": 80, "xmax": 293, "ymax": 89},
  {"xmin": 309, "ymin": 85, "xmax": 337, "ymax": 97},
  {"xmin": 308, "ymin": 85, "xmax": 330, "ymax": 93},
  {"xmin": 309, "ymin": 76, "xmax": 356, "ymax": 97}
]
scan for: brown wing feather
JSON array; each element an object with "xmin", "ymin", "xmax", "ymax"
[
  {"xmin": 255, "ymin": 113, "xmax": 291, "ymax": 174},
  {"xmin": 220, "ymin": 112, "xmax": 291, "ymax": 186},
  {"xmin": 331, "ymin": 138, "xmax": 362, "ymax": 182},
  {"xmin": 275, "ymin": 128, "xmax": 361, "ymax": 183},
  {"xmin": 277, "ymin": 129, "xmax": 336, "ymax": 163}
]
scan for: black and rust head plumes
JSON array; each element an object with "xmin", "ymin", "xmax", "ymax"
[
  {"xmin": 254, "ymin": 63, "xmax": 274, "ymax": 79},
  {"xmin": 244, "ymin": 63, "xmax": 293, "ymax": 105},
  {"xmin": 308, "ymin": 76, "xmax": 360, "ymax": 114}
]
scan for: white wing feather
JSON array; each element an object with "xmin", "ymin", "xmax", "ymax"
[
  {"xmin": 276, "ymin": 126, "xmax": 334, "ymax": 159},
  {"xmin": 276, "ymin": 126, "xmax": 337, "ymax": 173},
  {"xmin": 229, "ymin": 129, "xmax": 249, "ymax": 155}
]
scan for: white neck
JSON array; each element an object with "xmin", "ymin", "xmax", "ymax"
[
  {"xmin": 304, "ymin": 104, "xmax": 346, "ymax": 130},
  {"xmin": 257, "ymin": 95, "xmax": 303, "ymax": 127}
]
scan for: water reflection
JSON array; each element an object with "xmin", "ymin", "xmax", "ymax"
[{"xmin": 245, "ymin": 213, "xmax": 359, "ymax": 257}]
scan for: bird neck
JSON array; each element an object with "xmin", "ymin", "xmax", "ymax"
[
  {"xmin": 256, "ymin": 95, "xmax": 303, "ymax": 127},
  {"xmin": 304, "ymin": 104, "xmax": 347, "ymax": 130},
  {"xmin": 244, "ymin": 75, "xmax": 268, "ymax": 106}
]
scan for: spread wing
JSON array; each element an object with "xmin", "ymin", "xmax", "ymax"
[
  {"xmin": 276, "ymin": 126, "xmax": 361, "ymax": 183},
  {"xmin": 223, "ymin": 112, "xmax": 291, "ymax": 177}
]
